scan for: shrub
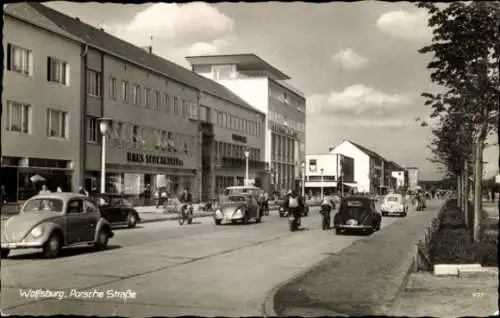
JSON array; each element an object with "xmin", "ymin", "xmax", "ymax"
[{"xmin": 430, "ymin": 228, "xmax": 479, "ymax": 264}]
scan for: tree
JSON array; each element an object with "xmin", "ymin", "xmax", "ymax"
[{"xmin": 417, "ymin": 1, "xmax": 500, "ymax": 242}]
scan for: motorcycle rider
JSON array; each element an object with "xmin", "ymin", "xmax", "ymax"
[
  {"xmin": 284, "ymin": 189, "xmax": 305, "ymax": 226},
  {"xmin": 320, "ymin": 196, "xmax": 335, "ymax": 229}
]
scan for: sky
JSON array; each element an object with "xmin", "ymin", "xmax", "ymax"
[{"xmin": 46, "ymin": 1, "xmax": 499, "ymax": 181}]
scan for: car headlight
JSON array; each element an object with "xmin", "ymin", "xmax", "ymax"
[
  {"xmin": 233, "ymin": 209, "xmax": 243, "ymax": 217},
  {"xmin": 215, "ymin": 209, "xmax": 222, "ymax": 218},
  {"xmin": 30, "ymin": 226, "xmax": 43, "ymax": 238}
]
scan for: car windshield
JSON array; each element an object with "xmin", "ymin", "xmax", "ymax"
[
  {"xmin": 227, "ymin": 196, "xmax": 247, "ymax": 203},
  {"xmin": 22, "ymin": 198, "xmax": 64, "ymax": 213}
]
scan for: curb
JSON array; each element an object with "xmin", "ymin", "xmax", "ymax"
[{"xmin": 139, "ymin": 212, "xmax": 213, "ymax": 224}]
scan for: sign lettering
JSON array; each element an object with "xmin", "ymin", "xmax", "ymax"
[
  {"xmin": 127, "ymin": 152, "xmax": 184, "ymax": 167},
  {"xmin": 271, "ymin": 122, "xmax": 298, "ymax": 138}
]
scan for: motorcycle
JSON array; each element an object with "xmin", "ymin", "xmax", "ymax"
[
  {"xmin": 320, "ymin": 206, "xmax": 331, "ymax": 230},
  {"xmin": 178, "ymin": 204, "xmax": 194, "ymax": 225},
  {"xmin": 288, "ymin": 212, "xmax": 301, "ymax": 232}
]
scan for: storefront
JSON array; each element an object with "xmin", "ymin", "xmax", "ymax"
[{"xmin": 1, "ymin": 156, "xmax": 74, "ymax": 201}]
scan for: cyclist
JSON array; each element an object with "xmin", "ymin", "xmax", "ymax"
[{"xmin": 179, "ymin": 188, "xmax": 193, "ymax": 218}]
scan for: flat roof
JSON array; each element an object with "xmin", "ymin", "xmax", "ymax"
[{"xmin": 185, "ymin": 53, "xmax": 291, "ymax": 80}]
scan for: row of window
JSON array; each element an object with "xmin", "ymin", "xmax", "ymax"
[
  {"xmin": 85, "ymin": 117, "xmax": 195, "ymax": 155},
  {"xmin": 7, "ymin": 43, "xmax": 70, "ymax": 86},
  {"xmin": 213, "ymin": 141, "xmax": 261, "ymax": 162},
  {"xmin": 268, "ymin": 111, "xmax": 305, "ymax": 133},
  {"xmin": 271, "ymin": 134, "xmax": 296, "ymax": 164},
  {"xmin": 269, "ymin": 86, "xmax": 305, "ymax": 110},
  {"xmin": 211, "ymin": 109, "xmax": 262, "ymax": 137},
  {"xmin": 271, "ymin": 162, "xmax": 296, "ymax": 187},
  {"xmin": 5, "ymin": 101, "xmax": 68, "ymax": 138}
]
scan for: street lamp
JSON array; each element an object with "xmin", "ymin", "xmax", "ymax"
[
  {"xmin": 244, "ymin": 148, "xmax": 250, "ymax": 186},
  {"xmin": 320, "ymin": 168, "xmax": 324, "ymax": 199},
  {"xmin": 98, "ymin": 118, "xmax": 111, "ymax": 194},
  {"xmin": 300, "ymin": 161, "xmax": 305, "ymax": 198}
]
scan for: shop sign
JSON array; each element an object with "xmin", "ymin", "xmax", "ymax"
[
  {"xmin": 127, "ymin": 152, "xmax": 183, "ymax": 166},
  {"xmin": 270, "ymin": 122, "xmax": 298, "ymax": 138},
  {"xmin": 232, "ymin": 134, "xmax": 247, "ymax": 143}
]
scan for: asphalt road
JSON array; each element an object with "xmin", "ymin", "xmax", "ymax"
[{"xmin": 1, "ymin": 204, "xmax": 405, "ymax": 316}]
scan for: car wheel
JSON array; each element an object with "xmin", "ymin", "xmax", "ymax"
[
  {"xmin": 215, "ymin": 219, "xmax": 222, "ymax": 225},
  {"xmin": 127, "ymin": 213, "xmax": 138, "ymax": 228},
  {"xmin": 242, "ymin": 213, "xmax": 249, "ymax": 225},
  {"xmin": 335, "ymin": 228, "xmax": 342, "ymax": 235},
  {"xmin": 1, "ymin": 249, "xmax": 10, "ymax": 258},
  {"xmin": 256, "ymin": 211, "xmax": 262, "ymax": 223},
  {"xmin": 94, "ymin": 229, "xmax": 109, "ymax": 251},
  {"xmin": 402, "ymin": 212, "xmax": 407, "ymax": 217},
  {"xmin": 43, "ymin": 232, "xmax": 62, "ymax": 258}
]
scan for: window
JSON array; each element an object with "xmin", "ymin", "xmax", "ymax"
[
  {"xmin": 164, "ymin": 93, "xmax": 170, "ymax": 113},
  {"xmin": 200, "ymin": 106, "xmax": 208, "ymax": 122},
  {"xmin": 6, "ymin": 43, "xmax": 32, "ymax": 76},
  {"xmin": 108, "ymin": 77, "xmax": 117, "ymax": 99},
  {"xmin": 47, "ymin": 109, "xmax": 68, "ymax": 138},
  {"xmin": 85, "ymin": 117, "xmax": 98, "ymax": 143},
  {"xmin": 47, "ymin": 57, "xmax": 69, "ymax": 85},
  {"xmin": 173, "ymin": 97, "xmax": 179, "ymax": 115},
  {"xmin": 5, "ymin": 101, "xmax": 31, "ymax": 133},
  {"xmin": 144, "ymin": 87, "xmax": 151, "ymax": 107},
  {"xmin": 212, "ymin": 64, "xmax": 235, "ymax": 79},
  {"xmin": 132, "ymin": 84, "xmax": 140, "ymax": 105},
  {"xmin": 121, "ymin": 80, "xmax": 129, "ymax": 102},
  {"xmin": 222, "ymin": 113, "xmax": 227, "ymax": 127},
  {"xmin": 154, "ymin": 91, "xmax": 161, "ymax": 111},
  {"xmin": 86, "ymin": 69, "xmax": 101, "ymax": 97},
  {"xmin": 182, "ymin": 99, "xmax": 188, "ymax": 117}
]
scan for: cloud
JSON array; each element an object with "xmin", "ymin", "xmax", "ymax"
[
  {"xmin": 335, "ymin": 118, "xmax": 407, "ymax": 128},
  {"xmin": 101, "ymin": 2, "xmax": 234, "ymax": 67},
  {"xmin": 376, "ymin": 10, "xmax": 432, "ymax": 41},
  {"xmin": 332, "ymin": 48, "xmax": 368, "ymax": 71},
  {"xmin": 307, "ymin": 84, "xmax": 412, "ymax": 115}
]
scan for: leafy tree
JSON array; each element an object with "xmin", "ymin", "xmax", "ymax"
[{"xmin": 417, "ymin": 1, "xmax": 500, "ymax": 242}]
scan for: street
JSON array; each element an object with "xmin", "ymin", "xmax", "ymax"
[{"xmin": 1, "ymin": 205, "xmax": 403, "ymax": 316}]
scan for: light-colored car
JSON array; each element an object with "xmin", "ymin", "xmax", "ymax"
[
  {"xmin": 1, "ymin": 192, "xmax": 114, "ymax": 258},
  {"xmin": 381, "ymin": 193, "xmax": 408, "ymax": 217},
  {"xmin": 213, "ymin": 194, "xmax": 262, "ymax": 225}
]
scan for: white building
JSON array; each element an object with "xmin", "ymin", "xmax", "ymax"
[
  {"xmin": 406, "ymin": 167, "xmax": 419, "ymax": 190},
  {"xmin": 304, "ymin": 154, "xmax": 356, "ymax": 195},
  {"xmin": 186, "ymin": 54, "xmax": 306, "ymax": 193},
  {"xmin": 329, "ymin": 140, "xmax": 395, "ymax": 193}
]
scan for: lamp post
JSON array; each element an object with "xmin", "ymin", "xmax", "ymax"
[
  {"xmin": 320, "ymin": 168, "xmax": 324, "ymax": 199},
  {"xmin": 98, "ymin": 118, "xmax": 111, "ymax": 194},
  {"xmin": 244, "ymin": 148, "xmax": 250, "ymax": 186},
  {"xmin": 300, "ymin": 161, "xmax": 305, "ymax": 198}
]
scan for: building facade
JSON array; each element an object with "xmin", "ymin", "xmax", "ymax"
[
  {"xmin": 3, "ymin": 3, "xmax": 266, "ymax": 203},
  {"xmin": 304, "ymin": 154, "xmax": 355, "ymax": 195},
  {"xmin": 406, "ymin": 167, "xmax": 419, "ymax": 190},
  {"xmin": 2, "ymin": 10, "xmax": 83, "ymax": 201},
  {"xmin": 186, "ymin": 54, "xmax": 306, "ymax": 194}
]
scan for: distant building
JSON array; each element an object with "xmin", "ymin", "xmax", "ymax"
[
  {"xmin": 405, "ymin": 167, "xmax": 419, "ymax": 190},
  {"xmin": 390, "ymin": 161, "xmax": 406, "ymax": 190},
  {"xmin": 304, "ymin": 154, "xmax": 355, "ymax": 195}
]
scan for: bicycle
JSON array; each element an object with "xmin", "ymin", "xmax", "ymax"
[{"xmin": 178, "ymin": 204, "xmax": 193, "ymax": 225}]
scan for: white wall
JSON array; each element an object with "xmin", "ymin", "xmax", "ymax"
[
  {"xmin": 217, "ymin": 78, "xmax": 269, "ymax": 114},
  {"xmin": 331, "ymin": 141, "xmax": 370, "ymax": 192},
  {"xmin": 391, "ymin": 171, "xmax": 405, "ymax": 188},
  {"xmin": 305, "ymin": 154, "xmax": 340, "ymax": 177}
]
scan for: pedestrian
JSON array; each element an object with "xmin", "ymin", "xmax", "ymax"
[
  {"xmin": 39, "ymin": 184, "xmax": 51, "ymax": 194},
  {"xmin": 160, "ymin": 188, "xmax": 168, "ymax": 209},
  {"xmin": 154, "ymin": 189, "xmax": 160, "ymax": 208},
  {"xmin": 78, "ymin": 186, "xmax": 89, "ymax": 197},
  {"xmin": 491, "ymin": 187, "xmax": 496, "ymax": 202},
  {"xmin": 56, "ymin": 186, "xmax": 63, "ymax": 192},
  {"xmin": 144, "ymin": 184, "xmax": 151, "ymax": 205}
]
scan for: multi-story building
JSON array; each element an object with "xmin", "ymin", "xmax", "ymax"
[
  {"xmin": 390, "ymin": 161, "xmax": 405, "ymax": 190},
  {"xmin": 2, "ymin": 6, "xmax": 84, "ymax": 201},
  {"xmin": 330, "ymin": 140, "xmax": 400, "ymax": 194},
  {"xmin": 186, "ymin": 54, "xmax": 306, "ymax": 194},
  {"xmin": 304, "ymin": 154, "xmax": 355, "ymax": 196},
  {"xmin": 2, "ymin": 3, "xmax": 267, "ymax": 203},
  {"xmin": 405, "ymin": 167, "xmax": 419, "ymax": 190}
]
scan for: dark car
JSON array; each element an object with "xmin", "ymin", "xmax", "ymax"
[
  {"xmin": 333, "ymin": 196, "xmax": 381, "ymax": 235},
  {"xmin": 93, "ymin": 194, "xmax": 141, "ymax": 228},
  {"xmin": 213, "ymin": 193, "xmax": 262, "ymax": 225},
  {"xmin": 278, "ymin": 196, "xmax": 309, "ymax": 217}
]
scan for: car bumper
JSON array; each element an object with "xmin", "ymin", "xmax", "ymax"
[
  {"xmin": 1, "ymin": 241, "xmax": 43, "ymax": 249},
  {"xmin": 382, "ymin": 210, "xmax": 405, "ymax": 215},
  {"xmin": 335, "ymin": 225, "xmax": 373, "ymax": 230}
]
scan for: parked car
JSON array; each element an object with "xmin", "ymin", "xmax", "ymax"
[
  {"xmin": 92, "ymin": 193, "xmax": 141, "ymax": 228},
  {"xmin": 381, "ymin": 193, "xmax": 407, "ymax": 217},
  {"xmin": 333, "ymin": 196, "xmax": 381, "ymax": 235},
  {"xmin": 213, "ymin": 193, "xmax": 262, "ymax": 225},
  {"xmin": 1, "ymin": 192, "xmax": 114, "ymax": 258}
]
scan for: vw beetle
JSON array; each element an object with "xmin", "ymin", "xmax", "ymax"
[
  {"xmin": 213, "ymin": 193, "xmax": 262, "ymax": 225},
  {"xmin": 1, "ymin": 192, "xmax": 114, "ymax": 258},
  {"xmin": 333, "ymin": 196, "xmax": 381, "ymax": 235}
]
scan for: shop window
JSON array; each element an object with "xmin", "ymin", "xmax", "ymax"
[
  {"xmin": 6, "ymin": 43, "xmax": 33, "ymax": 76},
  {"xmin": 5, "ymin": 100, "xmax": 31, "ymax": 134},
  {"xmin": 121, "ymin": 80, "xmax": 129, "ymax": 102},
  {"xmin": 86, "ymin": 69, "xmax": 101, "ymax": 97},
  {"xmin": 47, "ymin": 109, "xmax": 68, "ymax": 139},
  {"xmin": 48, "ymin": 57, "xmax": 69, "ymax": 86},
  {"xmin": 86, "ymin": 117, "xmax": 98, "ymax": 143}
]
